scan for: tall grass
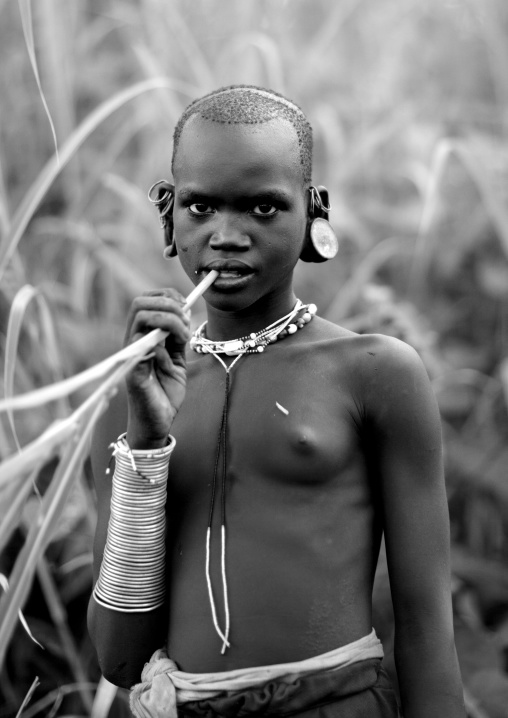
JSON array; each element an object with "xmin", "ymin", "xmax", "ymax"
[{"xmin": 1, "ymin": 0, "xmax": 508, "ymax": 715}]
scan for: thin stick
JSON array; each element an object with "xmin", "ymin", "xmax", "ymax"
[
  {"xmin": 183, "ymin": 269, "xmax": 218, "ymax": 311},
  {"xmin": 0, "ymin": 271, "xmax": 219, "ymax": 413}
]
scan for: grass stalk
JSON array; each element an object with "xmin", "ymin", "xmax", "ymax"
[
  {"xmin": 19, "ymin": 683, "xmax": 99, "ymax": 718},
  {"xmin": 0, "ymin": 467, "xmax": 38, "ymax": 555},
  {"xmin": 0, "ymin": 269, "xmax": 216, "ymax": 416},
  {"xmin": 36, "ymin": 558, "xmax": 94, "ymax": 714},
  {"xmin": 325, "ymin": 237, "xmax": 411, "ymax": 321},
  {"xmin": 409, "ymin": 137, "xmax": 508, "ymax": 302},
  {"xmin": 4, "ymin": 285, "xmax": 68, "ymax": 449},
  {"xmin": 217, "ymin": 32, "xmax": 285, "ymax": 90},
  {"xmin": 0, "ymin": 327, "xmax": 165, "ymax": 416},
  {"xmin": 0, "ymin": 396, "xmax": 105, "ymax": 669},
  {"xmin": 0, "ymin": 148, "xmax": 10, "ymax": 237},
  {"xmin": 296, "ymin": 0, "xmax": 366, "ymax": 88},
  {"xmin": 17, "ymin": 0, "xmax": 59, "ymax": 158},
  {"xmin": 14, "ymin": 676, "xmax": 40, "ymax": 718},
  {"xmin": 90, "ymin": 677, "xmax": 119, "ymax": 718},
  {"xmin": 0, "ymin": 77, "xmax": 196, "ymax": 280}
]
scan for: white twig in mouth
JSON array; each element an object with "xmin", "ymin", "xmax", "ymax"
[{"xmin": 276, "ymin": 402, "xmax": 289, "ymax": 415}]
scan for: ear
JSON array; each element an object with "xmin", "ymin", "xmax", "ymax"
[
  {"xmin": 311, "ymin": 186, "xmax": 330, "ymax": 221},
  {"xmin": 148, "ymin": 179, "xmax": 177, "ymax": 257},
  {"xmin": 160, "ymin": 183, "xmax": 177, "ymax": 257},
  {"xmin": 300, "ymin": 185, "xmax": 338, "ymax": 264}
]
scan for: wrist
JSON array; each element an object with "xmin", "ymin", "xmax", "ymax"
[
  {"xmin": 126, "ymin": 418, "xmax": 175, "ymax": 451},
  {"xmin": 126, "ymin": 430, "xmax": 170, "ymax": 451},
  {"xmin": 126, "ymin": 405, "xmax": 176, "ymax": 451}
]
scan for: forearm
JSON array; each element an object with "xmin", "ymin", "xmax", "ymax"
[
  {"xmin": 394, "ymin": 626, "xmax": 465, "ymax": 718},
  {"xmin": 88, "ymin": 597, "xmax": 167, "ymax": 688},
  {"xmin": 89, "ymin": 434, "xmax": 174, "ymax": 687}
]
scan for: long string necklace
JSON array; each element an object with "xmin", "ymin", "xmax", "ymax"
[{"xmin": 191, "ymin": 300, "xmax": 317, "ymax": 653}]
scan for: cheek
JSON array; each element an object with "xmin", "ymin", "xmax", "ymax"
[{"xmin": 273, "ymin": 218, "xmax": 306, "ymax": 261}]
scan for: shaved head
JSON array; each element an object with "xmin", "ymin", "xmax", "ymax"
[{"xmin": 172, "ymin": 85, "xmax": 313, "ymax": 185}]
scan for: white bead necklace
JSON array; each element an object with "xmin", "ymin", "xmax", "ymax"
[{"xmin": 190, "ymin": 300, "xmax": 317, "ymax": 356}]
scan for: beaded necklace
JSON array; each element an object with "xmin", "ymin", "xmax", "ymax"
[{"xmin": 190, "ymin": 299, "xmax": 316, "ymax": 653}]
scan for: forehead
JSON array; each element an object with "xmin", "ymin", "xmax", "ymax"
[{"xmin": 173, "ymin": 116, "xmax": 304, "ymax": 192}]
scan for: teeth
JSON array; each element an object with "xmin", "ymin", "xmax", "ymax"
[{"xmin": 218, "ymin": 271, "xmax": 241, "ymax": 278}]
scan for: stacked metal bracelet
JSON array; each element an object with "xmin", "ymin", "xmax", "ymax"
[{"xmin": 93, "ymin": 433, "xmax": 175, "ymax": 613}]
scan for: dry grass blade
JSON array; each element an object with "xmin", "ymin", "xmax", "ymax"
[
  {"xmin": 0, "ymin": 151, "xmax": 9, "ymax": 237},
  {"xmin": 0, "ymin": 467, "xmax": 38, "ymax": 555},
  {"xmin": 0, "ymin": 574, "xmax": 42, "ymax": 650},
  {"xmin": 17, "ymin": 0, "xmax": 59, "ymax": 158},
  {"xmin": 0, "ymin": 342, "xmax": 155, "ymax": 492},
  {"xmin": 4, "ymin": 285, "xmax": 40, "ymax": 450},
  {"xmin": 0, "ymin": 344, "xmax": 138, "ymax": 490},
  {"xmin": 36, "ymin": 559, "xmax": 94, "ymax": 713},
  {"xmin": 0, "ymin": 327, "xmax": 164, "ymax": 415},
  {"xmin": 325, "ymin": 237, "xmax": 411, "ymax": 321},
  {"xmin": 90, "ymin": 677, "xmax": 118, "ymax": 718},
  {"xmin": 14, "ymin": 676, "xmax": 40, "ymax": 718},
  {"xmin": 454, "ymin": 140, "xmax": 508, "ymax": 258},
  {"xmin": 0, "ymin": 323, "xmax": 176, "ymax": 656},
  {"xmin": 0, "ymin": 419, "xmax": 76, "ymax": 491},
  {"xmin": 0, "ymin": 77, "xmax": 191, "ymax": 279},
  {"xmin": 217, "ymin": 32, "xmax": 285, "ymax": 90},
  {"xmin": 4, "ymin": 285, "xmax": 68, "ymax": 449},
  {"xmin": 409, "ymin": 138, "xmax": 454, "ymax": 298},
  {"xmin": 20, "ymin": 683, "xmax": 99, "ymax": 718},
  {"xmin": 410, "ymin": 137, "xmax": 508, "ymax": 300},
  {"xmin": 500, "ymin": 358, "xmax": 508, "ymax": 412},
  {"xmin": 298, "ymin": 0, "xmax": 366, "ymax": 87},
  {"xmin": 141, "ymin": 0, "xmax": 214, "ymax": 89},
  {"xmin": 0, "ymin": 270, "xmax": 217, "ymax": 414},
  {"xmin": 0, "ymin": 397, "xmax": 105, "ymax": 669}
]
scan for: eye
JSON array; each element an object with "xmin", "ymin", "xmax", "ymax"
[
  {"xmin": 252, "ymin": 204, "xmax": 278, "ymax": 217},
  {"xmin": 188, "ymin": 203, "xmax": 214, "ymax": 215}
]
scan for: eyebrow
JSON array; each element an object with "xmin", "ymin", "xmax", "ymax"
[{"xmin": 177, "ymin": 188, "xmax": 293, "ymax": 204}]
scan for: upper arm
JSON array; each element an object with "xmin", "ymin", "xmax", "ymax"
[{"xmin": 360, "ymin": 335, "xmax": 452, "ymax": 633}]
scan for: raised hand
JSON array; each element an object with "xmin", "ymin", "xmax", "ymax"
[{"xmin": 124, "ymin": 288, "xmax": 191, "ymax": 449}]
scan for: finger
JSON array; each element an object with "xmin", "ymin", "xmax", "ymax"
[
  {"xmin": 126, "ymin": 308, "xmax": 191, "ymax": 346},
  {"xmin": 142, "ymin": 288, "xmax": 185, "ymax": 302},
  {"xmin": 153, "ymin": 346, "xmax": 187, "ymax": 395},
  {"xmin": 125, "ymin": 292, "xmax": 190, "ymax": 340},
  {"xmin": 152, "ymin": 344, "xmax": 186, "ymax": 378}
]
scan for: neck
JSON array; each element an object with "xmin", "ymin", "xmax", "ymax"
[{"xmin": 204, "ymin": 287, "xmax": 298, "ymax": 341}]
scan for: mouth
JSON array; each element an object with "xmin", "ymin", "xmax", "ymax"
[{"xmin": 200, "ymin": 261, "xmax": 255, "ymax": 289}]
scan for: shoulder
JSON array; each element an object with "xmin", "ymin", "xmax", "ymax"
[
  {"xmin": 348, "ymin": 331, "xmax": 427, "ymax": 379},
  {"xmin": 347, "ymin": 333, "xmax": 440, "ymax": 439},
  {"xmin": 307, "ymin": 317, "xmax": 425, "ymax": 376},
  {"xmin": 309, "ymin": 322, "xmax": 435, "ymax": 423}
]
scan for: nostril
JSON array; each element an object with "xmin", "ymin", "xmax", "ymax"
[{"xmin": 209, "ymin": 231, "xmax": 250, "ymax": 249}]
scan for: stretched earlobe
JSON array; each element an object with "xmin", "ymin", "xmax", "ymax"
[
  {"xmin": 162, "ymin": 245, "xmax": 174, "ymax": 260},
  {"xmin": 300, "ymin": 185, "xmax": 339, "ymax": 263},
  {"xmin": 148, "ymin": 179, "xmax": 178, "ymax": 258}
]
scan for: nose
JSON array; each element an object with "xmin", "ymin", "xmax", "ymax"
[{"xmin": 209, "ymin": 214, "xmax": 251, "ymax": 251}]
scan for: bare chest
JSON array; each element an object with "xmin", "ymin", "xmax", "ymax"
[{"xmin": 169, "ymin": 348, "xmax": 364, "ymax": 506}]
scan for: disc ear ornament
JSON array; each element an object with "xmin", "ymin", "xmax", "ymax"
[{"xmin": 309, "ymin": 217, "xmax": 339, "ymax": 260}]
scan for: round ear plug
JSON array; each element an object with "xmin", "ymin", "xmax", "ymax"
[{"xmin": 309, "ymin": 218, "xmax": 339, "ymax": 260}]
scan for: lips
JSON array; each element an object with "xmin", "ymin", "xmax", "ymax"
[
  {"xmin": 203, "ymin": 260, "xmax": 254, "ymax": 276},
  {"xmin": 200, "ymin": 260, "xmax": 255, "ymax": 290}
]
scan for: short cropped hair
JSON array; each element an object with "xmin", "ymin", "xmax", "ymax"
[{"xmin": 172, "ymin": 85, "xmax": 313, "ymax": 185}]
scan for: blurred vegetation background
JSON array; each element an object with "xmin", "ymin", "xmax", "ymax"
[{"xmin": 1, "ymin": 0, "xmax": 508, "ymax": 716}]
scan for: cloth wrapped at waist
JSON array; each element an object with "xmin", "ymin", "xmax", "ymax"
[{"xmin": 130, "ymin": 629, "xmax": 399, "ymax": 717}]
